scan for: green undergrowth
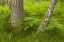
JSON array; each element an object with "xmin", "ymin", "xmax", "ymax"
[{"xmin": 0, "ymin": 1, "xmax": 64, "ymax": 42}]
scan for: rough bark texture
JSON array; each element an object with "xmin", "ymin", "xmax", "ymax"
[
  {"xmin": 9, "ymin": 0, "xmax": 24, "ymax": 26},
  {"xmin": 38, "ymin": 0, "xmax": 58, "ymax": 32}
]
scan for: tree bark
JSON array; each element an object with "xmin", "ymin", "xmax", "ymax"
[
  {"xmin": 38, "ymin": 0, "xmax": 58, "ymax": 32},
  {"xmin": 9, "ymin": 0, "xmax": 24, "ymax": 27}
]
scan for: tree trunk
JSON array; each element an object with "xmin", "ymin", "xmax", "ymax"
[
  {"xmin": 38, "ymin": 0, "xmax": 58, "ymax": 32},
  {"xmin": 9, "ymin": 0, "xmax": 24, "ymax": 27}
]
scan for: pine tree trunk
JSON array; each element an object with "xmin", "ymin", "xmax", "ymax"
[
  {"xmin": 9, "ymin": 0, "xmax": 24, "ymax": 27},
  {"xmin": 38, "ymin": 0, "xmax": 58, "ymax": 32}
]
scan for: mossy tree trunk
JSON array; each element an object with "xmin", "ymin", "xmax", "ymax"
[{"xmin": 38, "ymin": 0, "xmax": 58, "ymax": 32}]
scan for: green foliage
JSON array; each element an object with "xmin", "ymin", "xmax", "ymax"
[
  {"xmin": 24, "ymin": 1, "xmax": 49, "ymax": 18},
  {"xmin": 0, "ymin": 0, "xmax": 7, "ymax": 6},
  {"xmin": 15, "ymin": 17, "xmax": 42, "ymax": 34},
  {"xmin": 0, "ymin": 0, "xmax": 64, "ymax": 42},
  {"xmin": 0, "ymin": 5, "xmax": 9, "ymax": 30}
]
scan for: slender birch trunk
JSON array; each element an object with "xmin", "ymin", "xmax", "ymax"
[{"xmin": 38, "ymin": 0, "xmax": 58, "ymax": 32}]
